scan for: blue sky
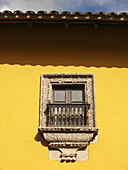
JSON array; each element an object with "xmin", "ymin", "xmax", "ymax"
[{"xmin": 0, "ymin": 0, "xmax": 128, "ymax": 14}]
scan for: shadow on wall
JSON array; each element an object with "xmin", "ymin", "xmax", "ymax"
[
  {"xmin": 0, "ymin": 49, "xmax": 128, "ymax": 68},
  {"xmin": 34, "ymin": 132, "xmax": 48, "ymax": 147},
  {"xmin": 34, "ymin": 132, "xmax": 76, "ymax": 163},
  {"xmin": 0, "ymin": 23, "xmax": 128, "ymax": 68}
]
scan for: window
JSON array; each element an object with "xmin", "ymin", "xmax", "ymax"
[
  {"xmin": 53, "ymin": 85, "xmax": 84, "ymax": 103},
  {"xmin": 39, "ymin": 73, "xmax": 98, "ymax": 161},
  {"xmin": 47, "ymin": 85, "xmax": 89, "ymax": 126}
]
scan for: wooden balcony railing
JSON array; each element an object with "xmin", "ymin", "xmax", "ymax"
[{"xmin": 47, "ymin": 104, "xmax": 90, "ymax": 127}]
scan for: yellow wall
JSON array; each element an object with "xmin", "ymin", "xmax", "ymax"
[
  {"xmin": 0, "ymin": 22, "xmax": 128, "ymax": 169},
  {"xmin": 0, "ymin": 64, "xmax": 128, "ymax": 170}
]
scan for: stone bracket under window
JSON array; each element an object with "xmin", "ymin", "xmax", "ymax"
[{"xmin": 39, "ymin": 73, "xmax": 98, "ymax": 161}]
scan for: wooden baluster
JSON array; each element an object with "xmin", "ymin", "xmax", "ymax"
[
  {"xmin": 76, "ymin": 106, "xmax": 78, "ymax": 125},
  {"xmin": 66, "ymin": 106, "xmax": 68, "ymax": 126},
  {"xmin": 63, "ymin": 106, "xmax": 66, "ymax": 126},
  {"xmin": 82, "ymin": 106, "xmax": 84, "ymax": 126},
  {"xmin": 57, "ymin": 106, "xmax": 59, "ymax": 126},
  {"xmin": 52, "ymin": 106, "xmax": 55, "ymax": 126},
  {"xmin": 69, "ymin": 106, "xmax": 72, "ymax": 126},
  {"xmin": 74, "ymin": 106, "xmax": 76, "ymax": 126},
  {"xmin": 65, "ymin": 106, "xmax": 67, "ymax": 126},
  {"xmin": 55, "ymin": 106, "xmax": 58, "ymax": 126},
  {"xmin": 80, "ymin": 107, "xmax": 82, "ymax": 126},
  {"xmin": 71, "ymin": 107, "xmax": 74, "ymax": 125},
  {"xmin": 78, "ymin": 106, "xmax": 80, "ymax": 126},
  {"xmin": 61, "ymin": 106, "xmax": 63, "ymax": 126},
  {"xmin": 59, "ymin": 106, "xmax": 61, "ymax": 126}
]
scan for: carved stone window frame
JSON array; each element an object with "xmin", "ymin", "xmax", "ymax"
[{"xmin": 39, "ymin": 73, "xmax": 98, "ymax": 161}]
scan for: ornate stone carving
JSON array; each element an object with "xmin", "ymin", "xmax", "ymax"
[{"xmin": 39, "ymin": 73, "xmax": 98, "ymax": 161}]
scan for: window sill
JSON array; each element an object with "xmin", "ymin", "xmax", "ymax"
[{"xmin": 38, "ymin": 126, "xmax": 98, "ymax": 132}]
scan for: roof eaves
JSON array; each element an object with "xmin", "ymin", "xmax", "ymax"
[{"xmin": 0, "ymin": 10, "xmax": 128, "ymax": 24}]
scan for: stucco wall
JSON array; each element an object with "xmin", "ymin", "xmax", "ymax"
[{"xmin": 0, "ymin": 23, "xmax": 128, "ymax": 169}]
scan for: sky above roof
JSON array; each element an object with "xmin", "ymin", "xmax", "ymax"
[{"xmin": 0, "ymin": 0, "xmax": 128, "ymax": 14}]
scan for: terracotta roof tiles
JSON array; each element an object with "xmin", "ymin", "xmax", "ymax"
[{"xmin": 0, "ymin": 10, "xmax": 128, "ymax": 23}]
